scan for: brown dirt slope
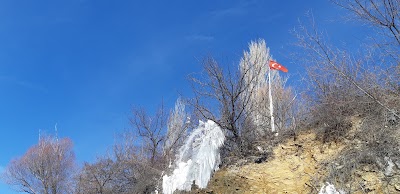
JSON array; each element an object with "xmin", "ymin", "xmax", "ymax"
[
  {"xmin": 186, "ymin": 117, "xmax": 400, "ymax": 194},
  {"xmin": 199, "ymin": 132, "xmax": 346, "ymax": 194}
]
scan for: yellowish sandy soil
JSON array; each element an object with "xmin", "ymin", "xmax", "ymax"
[
  {"xmin": 193, "ymin": 130, "xmax": 400, "ymax": 194},
  {"xmin": 202, "ymin": 132, "xmax": 346, "ymax": 194}
]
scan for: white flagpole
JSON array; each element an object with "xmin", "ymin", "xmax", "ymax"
[{"xmin": 268, "ymin": 63, "xmax": 275, "ymax": 133}]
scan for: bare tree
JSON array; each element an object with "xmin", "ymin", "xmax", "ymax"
[
  {"xmin": 75, "ymin": 132, "xmax": 161, "ymax": 194},
  {"xmin": 75, "ymin": 158, "xmax": 120, "ymax": 194},
  {"xmin": 332, "ymin": 0, "xmax": 400, "ymax": 45},
  {"xmin": 331, "ymin": 0, "xmax": 400, "ymax": 85},
  {"xmin": 189, "ymin": 39, "xmax": 300, "ymax": 157},
  {"xmin": 190, "ymin": 39, "xmax": 299, "ymax": 143},
  {"xmin": 130, "ymin": 103, "xmax": 167, "ymax": 165},
  {"xmin": 2, "ymin": 136, "xmax": 75, "ymax": 194},
  {"xmin": 189, "ymin": 56, "xmax": 261, "ymax": 149},
  {"xmin": 98, "ymin": 99, "xmax": 190, "ymax": 194},
  {"xmin": 331, "ymin": 0, "xmax": 400, "ymax": 100},
  {"xmin": 293, "ymin": 12, "xmax": 399, "ymax": 122},
  {"xmin": 112, "ymin": 131, "xmax": 163, "ymax": 194},
  {"xmin": 189, "ymin": 41, "xmax": 286, "ymax": 154}
]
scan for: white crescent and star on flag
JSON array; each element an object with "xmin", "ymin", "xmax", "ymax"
[
  {"xmin": 270, "ymin": 62, "xmax": 281, "ymax": 69},
  {"xmin": 269, "ymin": 60, "xmax": 288, "ymax": 72}
]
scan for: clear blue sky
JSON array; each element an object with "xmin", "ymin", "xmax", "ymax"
[{"xmin": 0, "ymin": 1, "xmax": 367, "ymax": 193}]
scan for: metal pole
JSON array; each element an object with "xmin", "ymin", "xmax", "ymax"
[{"xmin": 268, "ymin": 65, "xmax": 275, "ymax": 133}]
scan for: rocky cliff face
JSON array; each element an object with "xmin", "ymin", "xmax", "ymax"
[
  {"xmin": 199, "ymin": 132, "xmax": 344, "ymax": 194},
  {"xmin": 190, "ymin": 128, "xmax": 400, "ymax": 194}
]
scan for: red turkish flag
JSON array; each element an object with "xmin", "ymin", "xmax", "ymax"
[{"xmin": 269, "ymin": 60, "xmax": 288, "ymax": 73}]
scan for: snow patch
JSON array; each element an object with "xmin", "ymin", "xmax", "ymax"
[
  {"xmin": 319, "ymin": 182, "xmax": 345, "ymax": 194},
  {"xmin": 162, "ymin": 120, "xmax": 225, "ymax": 194},
  {"xmin": 384, "ymin": 156, "xmax": 395, "ymax": 176}
]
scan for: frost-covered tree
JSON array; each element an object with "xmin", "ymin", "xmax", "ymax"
[
  {"xmin": 240, "ymin": 39, "xmax": 298, "ymax": 136},
  {"xmin": 240, "ymin": 39, "xmax": 274, "ymax": 134},
  {"xmin": 163, "ymin": 97, "xmax": 189, "ymax": 163}
]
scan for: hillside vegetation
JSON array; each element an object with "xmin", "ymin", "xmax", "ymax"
[{"xmin": 195, "ymin": 119, "xmax": 400, "ymax": 193}]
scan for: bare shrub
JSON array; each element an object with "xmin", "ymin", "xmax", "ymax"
[
  {"xmin": 293, "ymin": 11, "xmax": 399, "ymax": 141},
  {"xmin": 324, "ymin": 118, "xmax": 400, "ymax": 192},
  {"xmin": 293, "ymin": 2, "xmax": 400, "ymax": 192}
]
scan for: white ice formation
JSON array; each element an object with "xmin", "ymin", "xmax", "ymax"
[{"xmin": 162, "ymin": 120, "xmax": 225, "ymax": 194}]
